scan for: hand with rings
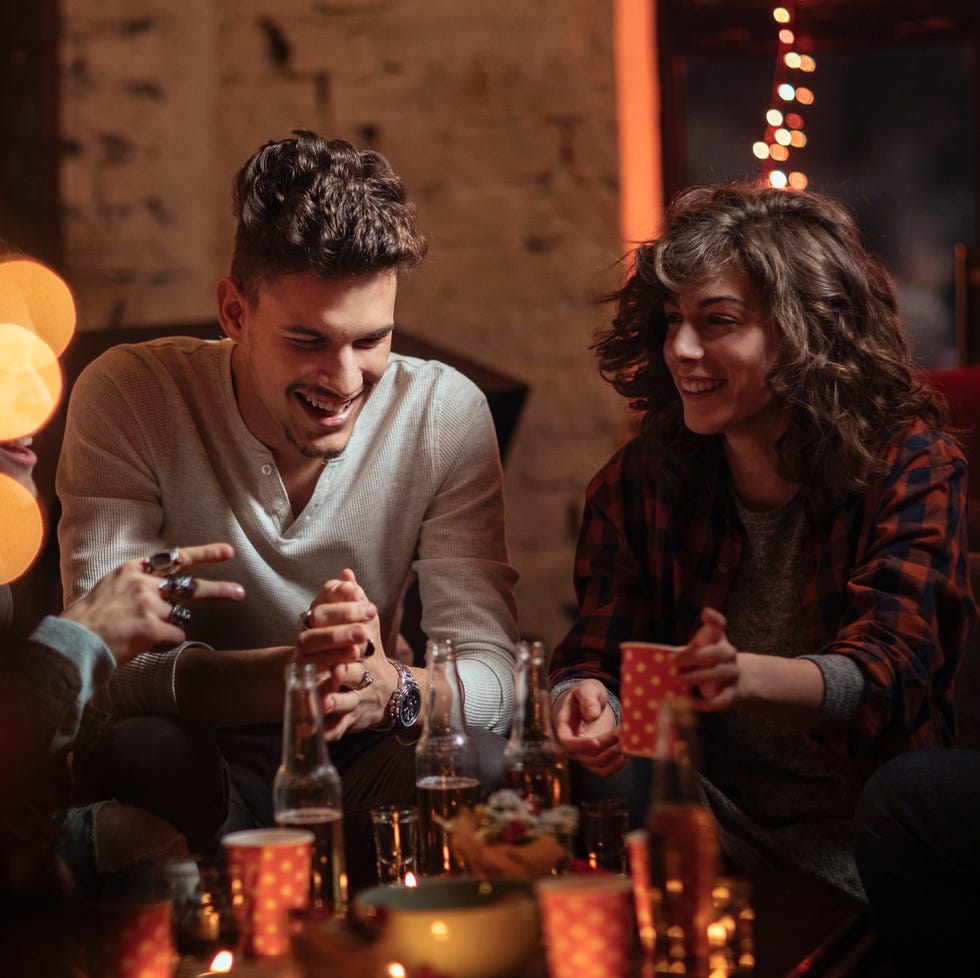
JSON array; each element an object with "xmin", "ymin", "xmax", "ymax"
[
  {"xmin": 61, "ymin": 543, "xmax": 245, "ymax": 666},
  {"xmin": 296, "ymin": 567, "xmax": 393, "ymax": 739}
]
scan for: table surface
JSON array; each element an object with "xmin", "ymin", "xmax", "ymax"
[{"xmin": 173, "ymin": 869, "xmax": 885, "ymax": 978}]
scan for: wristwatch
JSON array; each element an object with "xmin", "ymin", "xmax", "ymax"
[{"xmin": 382, "ymin": 659, "xmax": 422, "ymax": 731}]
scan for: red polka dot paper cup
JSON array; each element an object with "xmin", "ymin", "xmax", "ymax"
[
  {"xmin": 619, "ymin": 642, "xmax": 687, "ymax": 757},
  {"xmin": 222, "ymin": 827, "xmax": 314, "ymax": 957},
  {"xmin": 83, "ymin": 898, "xmax": 174, "ymax": 978},
  {"xmin": 536, "ymin": 875, "xmax": 636, "ymax": 978}
]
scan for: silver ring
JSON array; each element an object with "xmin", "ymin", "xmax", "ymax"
[
  {"xmin": 353, "ymin": 670, "xmax": 374, "ymax": 691},
  {"xmin": 169, "ymin": 604, "xmax": 191, "ymax": 628},
  {"xmin": 143, "ymin": 547, "xmax": 182, "ymax": 576},
  {"xmin": 159, "ymin": 574, "xmax": 196, "ymax": 601},
  {"xmin": 298, "ymin": 609, "xmax": 314, "ymax": 630}
]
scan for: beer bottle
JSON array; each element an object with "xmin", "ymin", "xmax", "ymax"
[
  {"xmin": 273, "ymin": 661, "xmax": 348, "ymax": 916},
  {"xmin": 645, "ymin": 694, "xmax": 720, "ymax": 968},
  {"xmin": 415, "ymin": 638, "xmax": 481, "ymax": 876},
  {"xmin": 502, "ymin": 639, "xmax": 570, "ymax": 810}
]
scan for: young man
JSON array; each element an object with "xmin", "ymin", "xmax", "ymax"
[{"xmin": 56, "ymin": 131, "xmax": 520, "ymax": 884}]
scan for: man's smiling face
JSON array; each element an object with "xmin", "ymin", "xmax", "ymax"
[{"xmin": 220, "ymin": 270, "xmax": 396, "ymax": 464}]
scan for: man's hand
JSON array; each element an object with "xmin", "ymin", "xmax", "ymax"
[
  {"xmin": 61, "ymin": 542, "xmax": 244, "ymax": 665},
  {"xmin": 296, "ymin": 567, "xmax": 396, "ymax": 739},
  {"xmin": 552, "ymin": 679, "xmax": 626, "ymax": 777}
]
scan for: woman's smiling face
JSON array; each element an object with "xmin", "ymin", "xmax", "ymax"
[{"xmin": 662, "ymin": 267, "xmax": 786, "ymax": 452}]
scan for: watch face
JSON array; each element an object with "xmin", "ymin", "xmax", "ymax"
[{"xmin": 399, "ymin": 685, "xmax": 422, "ymax": 727}]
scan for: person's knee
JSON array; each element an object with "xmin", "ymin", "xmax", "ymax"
[{"xmin": 73, "ymin": 717, "xmax": 228, "ymax": 853}]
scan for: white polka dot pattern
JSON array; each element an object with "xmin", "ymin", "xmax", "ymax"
[
  {"xmin": 537, "ymin": 878, "xmax": 635, "ymax": 978},
  {"xmin": 225, "ymin": 836, "xmax": 313, "ymax": 956},
  {"xmin": 619, "ymin": 642, "xmax": 684, "ymax": 757}
]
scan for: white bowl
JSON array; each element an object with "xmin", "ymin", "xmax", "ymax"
[{"xmin": 355, "ymin": 877, "xmax": 540, "ymax": 978}]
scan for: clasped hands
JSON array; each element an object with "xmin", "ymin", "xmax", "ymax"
[
  {"xmin": 553, "ymin": 606, "xmax": 740, "ymax": 777},
  {"xmin": 296, "ymin": 568, "xmax": 398, "ymax": 739}
]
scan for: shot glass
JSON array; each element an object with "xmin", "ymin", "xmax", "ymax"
[
  {"xmin": 536, "ymin": 875, "xmax": 636, "ymax": 978},
  {"xmin": 370, "ymin": 804, "xmax": 420, "ymax": 885},
  {"xmin": 580, "ymin": 797, "xmax": 630, "ymax": 874},
  {"xmin": 222, "ymin": 827, "xmax": 313, "ymax": 957}
]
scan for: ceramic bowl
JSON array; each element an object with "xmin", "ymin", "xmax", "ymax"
[{"xmin": 355, "ymin": 877, "xmax": 541, "ymax": 978}]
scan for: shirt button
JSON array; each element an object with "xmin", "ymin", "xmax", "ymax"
[{"xmin": 261, "ymin": 464, "xmax": 272, "ymax": 475}]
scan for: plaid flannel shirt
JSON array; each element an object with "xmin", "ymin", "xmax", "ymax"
[{"xmin": 551, "ymin": 420, "xmax": 978, "ymax": 763}]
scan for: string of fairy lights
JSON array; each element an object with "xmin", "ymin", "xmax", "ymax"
[{"xmin": 752, "ymin": 4, "xmax": 816, "ymax": 189}]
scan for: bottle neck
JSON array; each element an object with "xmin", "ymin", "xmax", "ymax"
[
  {"xmin": 421, "ymin": 646, "xmax": 469, "ymax": 738},
  {"xmin": 510, "ymin": 652, "xmax": 557, "ymax": 742},
  {"xmin": 649, "ymin": 697, "xmax": 703, "ymax": 806},
  {"xmin": 281, "ymin": 664, "xmax": 331, "ymax": 771}
]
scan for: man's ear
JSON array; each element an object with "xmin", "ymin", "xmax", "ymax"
[{"xmin": 216, "ymin": 277, "xmax": 247, "ymax": 341}]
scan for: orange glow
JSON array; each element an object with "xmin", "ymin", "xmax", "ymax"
[
  {"xmin": 387, "ymin": 964, "xmax": 407, "ymax": 978},
  {"xmin": 786, "ymin": 112, "xmax": 804, "ymax": 128},
  {"xmin": 0, "ymin": 474, "xmax": 44, "ymax": 585},
  {"xmin": 614, "ymin": 0, "xmax": 663, "ymax": 250},
  {"xmin": 768, "ymin": 170, "xmax": 788, "ymax": 188},
  {"xmin": 784, "ymin": 52, "xmax": 802, "ymax": 69},
  {"xmin": 773, "ymin": 7, "xmax": 791, "ymax": 24},
  {"xmin": 778, "ymin": 29, "xmax": 795, "ymax": 44},
  {"xmin": 769, "ymin": 144, "xmax": 789, "ymax": 162},
  {"xmin": 752, "ymin": 142, "xmax": 771, "ymax": 160},
  {"xmin": 0, "ymin": 259, "xmax": 76, "ymax": 358},
  {"xmin": 778, "ymin": 83, "xmax": 796, "ymax": 101},
  {"xmin": 788, "ymin": 171, "xmax": 809, "ymax": 189},
  {"xmin": 404, "ymin": 871, "xmax": 418, "ymax": 888},
  {"xmin": 0, "ymin": 322, "xmax": 63, "ymax": 440},
  {"xmin": 789, "ymin": 130, "xmax": 807, "ymax": 148},
  {"xmin": 766, "ymin": 109, "xmax": 784, "ymax": 126},
  {"xmin": 796, "ymin": 86, "xmax": 815, "ymax": 104},
  {"xmin": 800, "ymin": 55, "xmax": 816, "ymax": 72},
  {"xmin": 208, "ymin": 950, "xmax": 234, "ymax": 972}
]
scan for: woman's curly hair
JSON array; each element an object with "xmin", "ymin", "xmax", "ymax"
[
  {"xmin": 594, "ymin": 183, "xmax": 946, "ymax": 514},
  {"xmin": 230, "ymin": 130, "xmax": 427, "ymax": 303}
]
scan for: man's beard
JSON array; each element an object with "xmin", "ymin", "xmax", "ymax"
[{"xmin": 284, "ymin": 426, "xmax": 345, "ymax": 462}]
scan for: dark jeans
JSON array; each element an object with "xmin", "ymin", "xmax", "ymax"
[
  {"xmin": 73, "ymin": 716, "xmax": 506, "ymax": 892},
  {"xmin": 854, "ymin": 748, "xmax": 980, "ymax": 976}
]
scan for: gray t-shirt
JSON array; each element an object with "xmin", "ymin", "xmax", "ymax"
[{"xmin": 699, "ymin": 491, "xmax": 867, "ymax": 899}]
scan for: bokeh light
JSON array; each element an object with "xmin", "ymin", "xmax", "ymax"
[
  {"xmin": 0, "ymin": 474, "xmax": 43, "ymax": 585},
  {"xmin": 784, "ymin": 52, "xmax": 802, "ymax": 69},
  {"xmin": 786, "ymin": 112, "xmax": 804, "ymax": 128},
  {"xmin": 800, "ymin": 55, "xmax": 816, "ymax": 72},
  {"xmin": 768, "ymin": 170, "xmax": 788, "ymax": 188},
  {"xmin": 774, "ymin": 128, "xmax": 792, "ymax": 146},
  {"xmin": 766, "ymin": 109, "xmax": 784, "ymax": 126},
  {"xmin": 769, "ymin": 144, "xmax": 790, "ymax": 162},
  {"xmin": 753, "ymin": 142, "xmax": 771, "ymax": 160},
  {"xmin": 0, "ymin": 322, "xmax": 63, "ymax": 440},
  {"xmin": 778, "ymin": 29, "xmax": 794, "ymax": 44},
  {"xmin": 773, "ymin": 7, "xmax": 791, "ymax": 24},
  {"xmin": 790, "ymin": 130, "xmax": 807, "ymax": 148},
  {"xmin": 778, "ymin": 83, "xmax": 797, "ymax": 101},
  {"xmin": 795, "ymin": 86, "xmax": 815, "ymax": 105},
  {"xmin": 788, "ymin": 171, "xmax": 809, "ymax": 189},
  {"xmin": 0, "ymin": 259, "xmax": 77, "ymax": 358}
]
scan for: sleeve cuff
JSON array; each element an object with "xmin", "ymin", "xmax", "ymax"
[
  {"xmin": 800, "ymin": 652, "xmax": 865, "ymax": 735},
  {"xmin": 550, "ymin": 677, "xmax": 622, "ymax": 724}
]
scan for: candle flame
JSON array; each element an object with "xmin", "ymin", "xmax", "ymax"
[
  {"xmin": 404, "ymin": 871, "xmax": 418, "ymax": 888},
  {"xmin": 209, "ymin": 950, "xmax": 234, "ymax": 972}
]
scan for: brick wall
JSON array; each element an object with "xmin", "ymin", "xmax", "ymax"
[{"xmin": 59, "ymin": 0, "xmax": 633, "ymax": 647}]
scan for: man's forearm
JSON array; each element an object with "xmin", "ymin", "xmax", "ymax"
[{"xmin": 176, "ymin": 645, "xmax": 294, "ymax": 726}]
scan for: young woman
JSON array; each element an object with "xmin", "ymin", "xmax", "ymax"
[{"xmin": 550, "ymin": 183, "xmax": 977, "ymax": 898}]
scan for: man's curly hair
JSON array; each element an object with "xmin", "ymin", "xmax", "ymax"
[
  {"xmin": 230, "ymin": 130, "xmax": 427, "ymax": 303},
  {"xmin": 593, "ymin": 183, "xmax": 946, "ymax": 514}
]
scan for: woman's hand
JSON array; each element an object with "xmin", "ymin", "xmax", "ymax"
[
  {"xmin": 674, "ymin": 606, "xmax": 741, "ymax": 711},
  {"xmin": 552, "ymin": 679, "xmax": 626, "ymax": 776}
]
